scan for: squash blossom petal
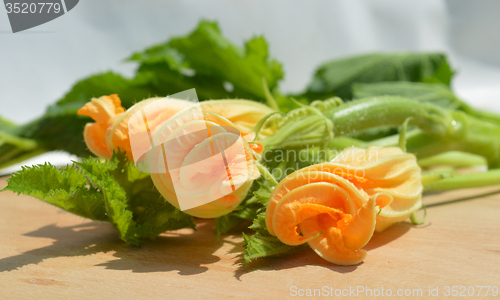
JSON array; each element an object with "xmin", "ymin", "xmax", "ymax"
[
  {"xmin": 77, "ymin": 94, "xmax": 125, "ymax": 159},
  {"xmin": 329, "ymin": 146, "xmax": 423, "ymax": 232},
  {"xmin": 110, "ymin": 97, "xmax": 193, "ymax": 161}
]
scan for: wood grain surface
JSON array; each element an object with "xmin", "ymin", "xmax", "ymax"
[{"xmin": 1, "ymin": 176, "xmax": 500, "ymax": 299}]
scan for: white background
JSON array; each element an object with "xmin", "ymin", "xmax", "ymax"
[{"xmin": 1, "ymin": 0, "xmax": 499, "ymax": 172}]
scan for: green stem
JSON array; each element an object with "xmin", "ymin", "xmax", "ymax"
[
  {"xmin": 262, "ymin": 115, "xmax": 326, "ymax": 148},
  {"xmin": 328, "ymin": 136, "xmax": 367, "ymax": 150},
  {"xmin": 421, "ymin": 168, "xmax": 455, "ymax": 185},
  {"xmin": 424, "ymin": 169, "xmax": 500, "ymax": 190},
  {"xmin": 398, "ymin": 117, "xmax": 413, "ymax": 152},
  {"xmin": 324, "ymin": 97, "xmax": 453, "ymax": 137},
  {"xmin": 418, "ymin": 151, "xmax": 487, "ymax": 168},
  {"xmin": 366, "ymin": 128, "xmax": 420, "ymax": 148},
  {"xmin": 255, "ymin": 162, "xmax": 279, "ymax": 186},
  {"xmin": 262, "ymin": 78, "xmax": 280, "ymax": 111},
  {"xmin": 368, "ymin": 129, "xmax": 456, "ymax": 160},
  {"xmin": 0, "ymin": 132, "xmax": 39, "ymax": 150},
  {"xmin": 410, "ymin": 205, "xmax": 427, "ymax": 225},
  {"xmin": 252, "ymin": 111, "xmax": 285, "ymax": 141},
  {"xmin": 0, "ymin": 148, "xmax": 49, "ymax": 170},
  {"xmin": 462, "ymin": 104, "xmax": 500, "ymax": 125}
]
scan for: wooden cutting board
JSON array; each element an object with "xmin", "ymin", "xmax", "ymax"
[{"xmin": 1, "ymin": 176, "xmax": 499, "ymax": 299}]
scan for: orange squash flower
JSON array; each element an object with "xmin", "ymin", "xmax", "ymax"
[
  {"xmin": 78, "ymin": 95, "xmax": 275, "ymax": 218},
  {"xmin": 265, "ymin": 146, "xmax": 422, "ymax": 265}
]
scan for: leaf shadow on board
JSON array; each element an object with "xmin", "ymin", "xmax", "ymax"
[
  {"xmin": 232, "ymin": 245, "xmax": 360, "ymax": 281},
  {"xmin": 97, "ymin": 220, "xmax": 223, "ymax": 275},
  {"xmin": 0, "ymin": 219, "xmax": 223, "ymax": 276},
  {"xmin": 0, "ymin": 222, "xmax": 118, "ymax": 273}
]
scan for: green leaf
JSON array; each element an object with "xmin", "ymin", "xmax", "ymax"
[
  {"xmin": 214, "ymin": 208, "xmax": 254, "ymax": 239},
  {"xmin": 76, "ymin": 152, "xmax": 195, "ymax": 245},
  {"xmin": 75, "ymin": 153, "xmax": 138, "ymax": 245},
  {"xmin": 55, "ymin": 71, "xmax": 153, "ymax": 109},
  {"xmin": 2, "ymin": 151, "xmax": 194, "ymax": 246},
  {"xmin": 305, "ymin": 52, "xmax": 454, "ymax": 100},
  {"xmin": 130, "ymin": 20, "xmax": 284, "ymax": 101},
  {"xmin": 169, "ymin": 21, "xmax": 283, "ymax": 100},
  {"xmin": 127, "ymin": 43, "xmax": 185, "ymax": 69},
  {"xmin": 2, "ymin": 163, "xmax": 108, "ymax": 221},
  {"xmin": 131, "ymin": 182, "xmax": 196, "ymax": 239},
  {"xmin": 243, "ymin": 212, "xmax": 294, "ymax": 265},
  {"xmin": 132, "ymin": 61, "xmax": 231, "ymax": 101}
]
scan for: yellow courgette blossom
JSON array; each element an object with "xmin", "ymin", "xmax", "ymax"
[
  {"xmin": 78, "ymin": 95, "xmax": 275, "ymax": 218},
  {"xmin": 265, "ymin": 146, "xmax": 422, "ymax": 265}
]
